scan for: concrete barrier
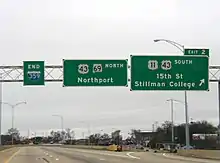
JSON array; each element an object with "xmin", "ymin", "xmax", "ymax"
[
  {"xmin": 62, "ymin": 145, "xmax": 108, "ymax": 151},
  {"xmin": 49, "ymin": 144, "xmax": 144, "ymax": 152}
]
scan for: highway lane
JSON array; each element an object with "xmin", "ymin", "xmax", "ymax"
[
  {"xmin": 41, "ymin": 146, "xmax": 220, "ymax": 163},
  {"xmin": 1, "ymin": 146, "xmax": 220, "ymax": 163},
  {"xmin": 4, "ymin": 147, "xmax": 45, "ymax": 163},
  {"xmin": 41, "ymin": 146, "xmax": 143, "ymax": 163},
  {"xmin": 1, "ymin": 146, "xmax": 93, "ymax": 163},
  {"xmin": 1, "ymin": 146, "xmax": 141, "ymax": 163},
  {"xmin": 0, "ymin": 147, "xmax": 20, "ymax": 163}
]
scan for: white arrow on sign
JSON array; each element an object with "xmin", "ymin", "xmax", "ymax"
[{"xmin": 199, "ymin": 79, "xmax": 205, "ymax": 86}]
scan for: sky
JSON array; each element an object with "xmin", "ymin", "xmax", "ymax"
[{"xmin": 0, "ymin": 0, "xmax": 220, "ymax": 138}]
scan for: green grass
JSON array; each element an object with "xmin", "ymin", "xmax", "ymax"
[{"xmin": 0, "ymin": 146, "xmax": 12, "ymax": 151}]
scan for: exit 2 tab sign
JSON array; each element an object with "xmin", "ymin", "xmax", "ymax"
[{"xmin": 184, "ymin": 48, "xmax": 209, "ymax": 57}]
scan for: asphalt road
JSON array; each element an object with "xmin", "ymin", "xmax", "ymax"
[{"xmin": 0, "ymin": 146, "xmax": 220, "ymax": 163}]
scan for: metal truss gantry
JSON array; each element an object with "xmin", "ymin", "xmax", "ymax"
[
  {"xmin": 0, "ymin": 65, "xmax": 62, "ymax": 82},
  {"xmin": 0, "ymin": 65, "xmax": 220, "ymax": 83}
]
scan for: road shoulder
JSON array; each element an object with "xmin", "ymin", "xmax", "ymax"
[
  {"xmin": 162, "ymin": 152, "xmax": 220, "ymax": 163},
  {"xmin": 1, "ymin": 147, "xmax": 21, "ymax": 163}
]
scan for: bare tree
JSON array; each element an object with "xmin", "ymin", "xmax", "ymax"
[{"xmin": 7, "ymin": 128, "xmax": 20, "ymax": 140}]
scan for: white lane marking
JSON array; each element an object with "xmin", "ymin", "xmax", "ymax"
[
  {"xmin": 55, "ymin": 158, "xmax": 59, "ymax": 161},
  {"xmin": 126, "ymin": 152, "xmax": 140, "ymax": 159},
  {"xmin": 100, "ymin": 158, "xmax": 106, "ymax": 160},
  {"xmin": 42, "ymin": 158, "xmax": 50, "ymax": 163},
  {"xmin": 64, "ymin": 148, "xmax": 129, "ymax": 158}
]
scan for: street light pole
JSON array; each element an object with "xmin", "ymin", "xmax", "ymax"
[
  {"xmin": 152, "ymin": 124, "xmax": 155, "ymax": 132},
  {"xmin": 12, "ymin": 106, "xmax": 14, "ymax": 130},
  {"xmin": 218, "ymin": 81, "xmax": 220, "ymax": 143},
  {"xmin": 167, "ymin": 99, "xmax": 174, "ymax": 143},
  {"xmin": 184, "ymin": 90, "xmax": 190, "ymax": 148},
  {"xmin": 1, "ymin": 101, "xmax": 26, "ymax": 145},
  {"xmin": 98, "ymin": 129, "xmax": 104, "ymax": 145},
  {"xmin": 152, "ymin": 121, "xmax": 158, "ymax": 132},
  {"xmin": 167, "ymin": 98, "xmax": 186, "ymax": 144},
  {"xmin": 52, "ymin": 115, "xmax": 64, "ymax": 141},
  {"xmin": 154, "ymin": 39, "xmax": 190, "ymax": 149},
  {"xmin": 79, "ymin": 121, "xmax": 91, "ymax": 145},
  {"xmin": 155, "ymin": 121, "xmax": 158, "ymax": 130},
  {"xmin": 61, "ymin": 116, "xmax": 64, "ymax": 136},
  {"xmin": 0, "ymin": 70, "xmax": 16, "ymax": 146},
  {"xmin": 0, "ymin": 74, "xmax": 2, "ymax": 146}
]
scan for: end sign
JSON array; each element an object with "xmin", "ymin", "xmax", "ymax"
[{"xmin": 23, "ymin": 61, "xmax": 45, "ymax": 86}]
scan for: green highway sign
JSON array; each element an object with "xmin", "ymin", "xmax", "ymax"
[
  {"xmin": 63, "ymin": 59, "xmax": 128, "ymax": 87},
  {"xmin": 130, "ymin": 55, "xmax": 209, "ymax": 91},
  {"xmin": 184, "ymin": 48, "xmax": 209, "ymax": 56},
  {"xmin": 23, "ymin": 61, "xmax": 45, "ymax": 86}
]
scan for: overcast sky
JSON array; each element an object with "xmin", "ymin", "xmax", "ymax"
[{"xmin": 0, "ymin": 0, "xmax": 219, "ymax": 138}]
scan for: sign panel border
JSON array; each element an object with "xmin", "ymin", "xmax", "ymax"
[
  {"xmin": 62, "ymin": 59, "xmax": 128, "ymax": 87},
  {"xmin": 130, "ymin": 54, "xmax": 209, "ymax": 91},
  {"xmin": 23, "ymin": 60, "xmax": 45, "ymax": 86}
]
